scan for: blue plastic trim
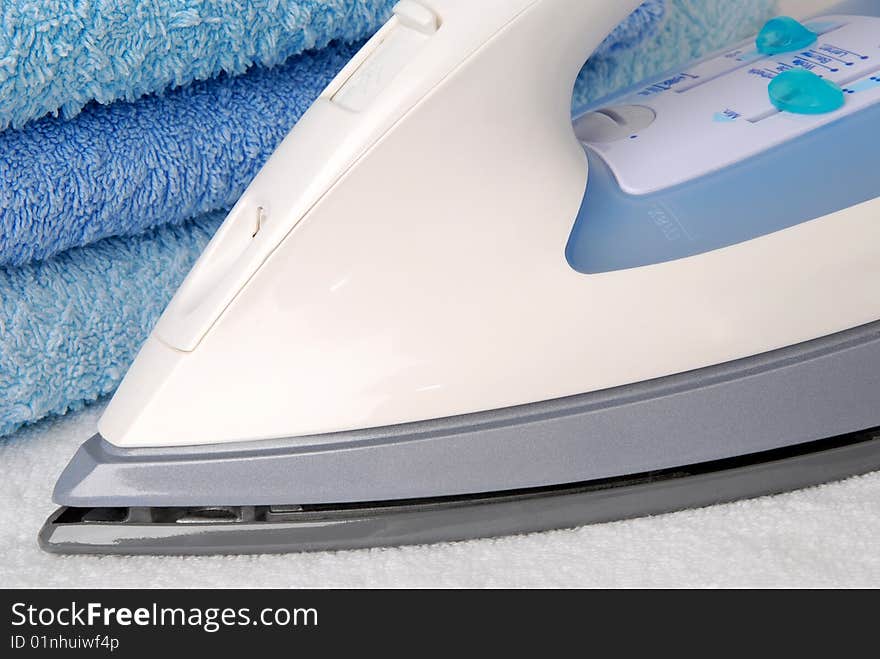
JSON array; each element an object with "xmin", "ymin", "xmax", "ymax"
[{"xmin": 566, "ymin": 97, "xmax": 879, "ymax": 274}]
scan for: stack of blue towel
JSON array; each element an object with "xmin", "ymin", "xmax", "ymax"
[{"xmin": 0, "ymin": 0, "xmax": 776, "ymax": 437}]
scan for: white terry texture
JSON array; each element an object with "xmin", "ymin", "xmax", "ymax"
[{"xmin": 1, "ymin": 401, "xmax": 878, "ymax": 588}]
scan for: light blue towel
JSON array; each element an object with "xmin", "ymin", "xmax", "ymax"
[
  {"xmin": 0, "ymin": 1, "xmax": 665, "ymax": 131},
  {"xmin": 0, "ymin": 1, "xmax": 667, "ymax": 266},
  {"xmin": 0, "ymin": 43, "xmax": 359, "ymax": 266},
  {"xmin": 0, "ymin": 213, "xmax": 224, "ymax": 438},
  {"xmin": 0, "ymin": 0, "xmax": 397, "ymax": 131},
  {"xmin": 0, "ymin": 0, "xmax": 776, "ymax": 437}
]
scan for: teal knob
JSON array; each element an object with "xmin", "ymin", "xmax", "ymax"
[
  {"xmin": 757, "ymin": 16, "xmax": 817, "ymax": 55},
  {"xmin": 768, "ymin": 69, "xmax": 845, "ymax": 114}
]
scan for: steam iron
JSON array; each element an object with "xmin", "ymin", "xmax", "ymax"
[{"xmin": 41, "ymin": 0, "xmax": 880, "ymax": 554}]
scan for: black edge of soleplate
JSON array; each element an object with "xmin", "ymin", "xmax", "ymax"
[{"xmin": 38, "ymin": 428, "xmax": 880, "ymax": 555}]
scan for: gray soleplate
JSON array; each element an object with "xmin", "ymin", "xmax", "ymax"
[
  {"xmin": 40, "ymin": 430, "xmax": 880, "ymax": 555},
  {"xmin": 50, "ymin": 321, "xmax": 880, "ymax": 509},
  {"xmin": 42, "ymin": 320, "xmax": 880, "ymax": 554}
]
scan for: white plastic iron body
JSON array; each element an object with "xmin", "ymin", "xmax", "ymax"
[
  {"xmin": 98, "ymin": 0, "xmax": 880, "ymax": 449},
  {"xmin": 40, "ymin": 2, "xmax": 880, "ymax": 556}
]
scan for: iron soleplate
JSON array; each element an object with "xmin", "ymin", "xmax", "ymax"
[{"xmin": 39, "ymin": 429, "xmax": 880, "ymax": 555}]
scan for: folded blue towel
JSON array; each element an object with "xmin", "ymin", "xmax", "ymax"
[
  {"xmin": 0, "ymin": 0, "xmax": 397, "ymax": 131},
  {"xmin": 0, "ymin": 0, "xmax": 776, "ymax": 437},
  {"xmin": 0, "ymin": 0, "xmax": 665, "ymax": 132},
  {"xmin": 0, "ymin": 43, "xmax": 359, "ymax": 266},
  {"xmin": 0, "ymin": 212, "xmax": 224, "ymax": 438},
  {"xmin": 0, "ymin": 1, "xmax": 667, "ymax": 267}
]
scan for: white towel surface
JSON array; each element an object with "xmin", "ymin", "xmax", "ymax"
[{"xmin": 1, "ymin": 401, "xmax": 878, "ymax": 588}]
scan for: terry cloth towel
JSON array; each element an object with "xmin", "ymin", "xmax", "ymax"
[
  {"xmin": 0, "ymin": 43, "xmax": 361, "ymax": 266},
  {"xmin": 0, "ymin": 213, "xmax": 224, "ymax": 438},
  {"xmin": 0, "ymin": 1, "xmax": 665, "ymax": 132},
  {"xmin": 0, "ymin": 0, "xmax": 776, "ymax": 437},
  {"xmin": 0, "ymin": 0, "xmax": 398, "ymax": 131},
  {"xmin": 0, "ymin": 1, "xmax": 668, "ymax": 267}
]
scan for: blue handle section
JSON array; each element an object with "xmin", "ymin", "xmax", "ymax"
[{"xmin": 566, "ymin": 103, "xmax": 880, "ymax": 274}]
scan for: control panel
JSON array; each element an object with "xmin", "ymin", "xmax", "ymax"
[{"xmin": 574, "ymin": 15, "xmax": 880, "ymax": 194}]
